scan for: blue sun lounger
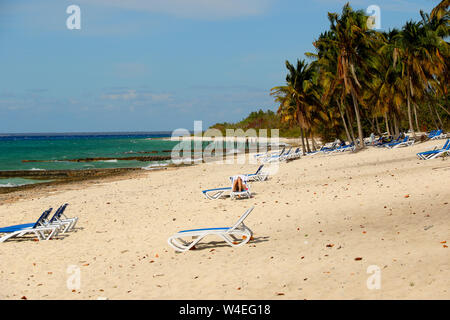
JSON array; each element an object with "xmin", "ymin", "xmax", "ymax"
[
  {"xmin": 254, "ymin": 147, "xmax": 285, "ymax": 161},
  {"xmin": 0, "ymin": 209, "xmax": 61, "ymax": 242},
  {"xmin": 244, "ymin": 165, "xmax": 268, "ymax": 181},
  {"xmin": 167, "ymin": 207, "xmax": 254, "ymax": 252},
  {"xmin": 417, "ymin": 139, "xmax": 450, "ymax": 160},
  {"xmin": 427, "ymin": 130, "xmax": 438, "ymax": 139},
  {"xmin": 47, "ymin": 203, "xmax": 78, "ymax": 233},
  {"xmin": 202, "ymin": 187, "xmax": 232, "ymax": 200},
  {"xmin": 202, "ymin": 178, "xmax": 251, "ymax": 200},
  {"xmin": 430, "ymin": 129, "xmax": 447, "ymax": 140},
  {"xmin": 384, "ymin": 136, "xmax": 414, "ymax": 149},
  {"xmin": 286, "ymin": 147, "xmax": 302, "ymax": 160},
  {"xmin": 263, "ymin": 147, "xmax": 292, "ymax": 163},
  {"xmin": 308, "ymin": 141, "xmax": 340, "ymax": 155},
  {"xmin": 328, "ymin": 142, "xmax": 356, "ymax": 154}
]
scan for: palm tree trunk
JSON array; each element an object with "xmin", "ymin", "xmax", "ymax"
[
  {"xmin": 369, "ymin": 117, "xmax": 375, "ymax": 133},
  {"xmin": 384, "ymin": 113, "xmax": 391, "ymax": 136},
  {"xmin": 375, "ymin": 117, "xmax": 381, "ymax": 135},
  {"xmin": 311, "ymin": 132, "xmax": 318, "ymax": 151},
  {"xmin": 407, "ymin": 79, "xmax": 416, "ymax": 137},
  {"xmin": 350, "ymin": 87, "xmax": 364, "ymax": 148},
  {"xmin": 427, "ymin": 104, "xmax": 439, "ymax": 129},
  {"xmin": 305, "ymin": 130, "xmax": 311, "ymax": 153},
  {"xmin": 299, "ymin": 127, "xmax": 306, "ymax": 155},
  {"xmin": 438, "ymin": 104, "xmax": 450, "ymax": 116},
  {"xmin": 435, "ymin": 107, "xmax": 444, "ymax": 129},
  {"xmin": 413, "ymin": 103, "xmax": 420, "ymax": 133},
  {"xmin": 345, "ymin": 103, "xmax": 356, "ymax": 142},
  {"xmin": 393, "ymin": 113, "xmax": 399, "ymax": 137},
  {"xmin": 337, "ymin": 99, "xmax": 352, "ymax": 143}
]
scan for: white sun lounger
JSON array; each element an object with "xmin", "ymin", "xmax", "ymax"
[
  {"xmin": 167, "ymin": 207, "xmax": 255, "ymax": 252},
  {"xmin": 243, "ymin": 165, "xmax": 268, "ymax": 182},
  {"xmin": 286, "ymin": 148, "xmax": 301, "ymax": 160},
  {"xmin": 254, "ymin": 147, "xmax": 285, "ymax": 161},
  {"xmin": 202, "ymin": 176, "xmax": 252, "ymax": 200},
  {"xmin": 0, "ymin": 209, "xmax": 61, "ymax": 243},
  {"xmin": 417, "ymin": 139, "xmax": 450, "ymax": 160},
  {"xmin": 385, "ymin": 136, "xmax": 414, "ymax": 149},
  {"xmin": 430, "ymin": 129, "xmax": 447, "ymax": 140},
  {"xmin": 263, "ymin": 148, "xmax": 292, "ymax": 163},
  {"xmin": 46, "ymin": 203, "xmax": 78, "ymax": 233}
]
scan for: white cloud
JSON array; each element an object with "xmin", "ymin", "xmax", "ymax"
[
  {"xmin": 102, "ymin": 89, "xmax": 138, "ymax": 100},
  {"xmin": 79, "ymin": 0, "xmax": 273, "ymax": 20},
  {"xmin": 101, "ymin": 89, "xmax": 173, "ymax": 103}
]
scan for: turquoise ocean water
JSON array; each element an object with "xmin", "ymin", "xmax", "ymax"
[{"xmin": 0, "ymin": 132, "xmax": 182, "ymax": 187}]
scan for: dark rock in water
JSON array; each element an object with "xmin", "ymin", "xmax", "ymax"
[
  {"xmin": 22, "ymin": 155, "xmax": 172, "ymax": 163},
  {"xmin": 0, "ymin": 168, "xmax": 141, "ymax": 179},
  {"xmin": 0, "ymin": 168, "xmax": 142, "ymax": 195}
]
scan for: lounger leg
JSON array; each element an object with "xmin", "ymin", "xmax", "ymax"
[
  {"xmin": 0, "ymin": 231, "xmax": 21, "ymax": 243},
  {"xmin": 168, "ymin": 235, "xmax": 205, "ymax": 252},
  {"xmin": 221, "ymin": 230, "xmax": 251, "ymax": 247}
]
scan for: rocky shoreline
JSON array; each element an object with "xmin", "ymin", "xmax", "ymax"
[{"xmin": 0, "ymin": 167, "xmax": 144, "ymax": 196}]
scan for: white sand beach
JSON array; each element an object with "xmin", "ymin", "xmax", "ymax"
[{"xmin": 0, "ymin": 139, "xmax": 449, "ymax": 300}]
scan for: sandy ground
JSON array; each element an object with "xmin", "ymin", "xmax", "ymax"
[{"xmin": 0, "ymin": 139, "xmax": 449, "ymax": 300}]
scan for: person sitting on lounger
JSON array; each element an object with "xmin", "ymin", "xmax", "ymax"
[{"xmin": 232, "ymin": 175, "xmax": 248, "ymax": 192}]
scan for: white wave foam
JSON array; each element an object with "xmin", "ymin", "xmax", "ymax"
[
  {"xmin": 141, "ymin": 163, "xmax": 169, "ymax": 170},
  {"xmin": 0, "ymin": 183, "xmax": 24, "ymax": 188}
]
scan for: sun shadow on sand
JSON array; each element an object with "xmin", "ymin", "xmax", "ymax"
[
  {"xmin": 3, "ymin": 233, "xmax": 71, "ymax": 242},
  {"xmin": 1, "ymin": 227, "xmax": 82, "ymax": 243},
  {"xmin": 182, "ymin": 236, "xmax": 270, "ymax": 252},
  {"xmin": 332, "ymin": 155, "xmax": 419, "ymax": 171}
]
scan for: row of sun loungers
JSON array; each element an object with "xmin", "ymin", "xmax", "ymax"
[
  {"xmin": 305, "ymin": 140, "xmax": 355, "ymax": 156},
  {"xmin": 201, "ymin": 165, "xmax": 269, "ymax": 200},
  {"xmin": 417, "ymin": 139, "xmax": 450, "ymax": 160},
  {"xmin": 0, "ymin": 204, "xmax": 78, "ymax": 243},
  {"xmin": 170, "ymin": 166, "xmax": 266, "ymax": 251},
  {"xmin": 167, "ymin": 207, "xmax": 254, "ymax": 252},
  {"xmin": 169, "ymin": 155, "xmax": 286, "ymax": 251},
  {"xmin": 428, "ymin": 129, "xmax": 447, "ymax": 140},
  {"xmin": 383, "ymin": 136, "xmax": 415, "ymax": 149}
]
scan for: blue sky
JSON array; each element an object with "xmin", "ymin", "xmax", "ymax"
[{"xmin": 0, "ymin": 0, "xmax": 438, "ymax": 133}]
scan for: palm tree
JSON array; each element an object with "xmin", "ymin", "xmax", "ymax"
[
  {"xmin": 267, "ymin": 1, "xmax": 449, "ymax": 144},
  {"xmin": 393, "ymin": 20, "xmax": 446, "ymax": 135},
  {"xmin": 364, "ymin": 29, "xmax": 405, "ymax": 136},
  {"xmin": 314, "ymin": 3, "xmax": 376, "ymax": 148},
  {"xmin": 271, "ymin": 60, "xmax": 319, "ymax": 154}
]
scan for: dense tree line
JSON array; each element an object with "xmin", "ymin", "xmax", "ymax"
[{"xmin": 271, "ymin": 1, "xmax": 449, "ymax": 153}]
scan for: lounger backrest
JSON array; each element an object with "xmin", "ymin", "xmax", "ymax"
[
  {"xmin": 33, "ymin": 208, "xmax": 52, "ymax": 229},
  {"xmin": 48, "ymin": 205, "xmax": 63, "ymax": 223},
  {"xmin": 49, "ymin": 203, "xmax": 69, "ymax": 223},
  {"xmin": 278, "ymin": 147, "xmax": 285, "ymax": 156},
  {"xmin": 255, "ymin": 165, "xmax": 264, "ymax": 175},
  {"xmin": 444, "ymin": 139, "xmax": 450, "ymax": 150},
  {"xmin": 230, "ymin": 207, "xmax": 254, "ymax": 231}
]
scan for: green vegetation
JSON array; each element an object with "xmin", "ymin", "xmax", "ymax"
[
  {"xmin": 272, "ymin": 0, "xmax": 449, "ymax": 152},
  {"xmin": 210, "ymin": 109, "xmax": 302, "ymax": 137},
  {"xmin": 212, "ymin": 1, "xmax": 449, "ymax": 151}
]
